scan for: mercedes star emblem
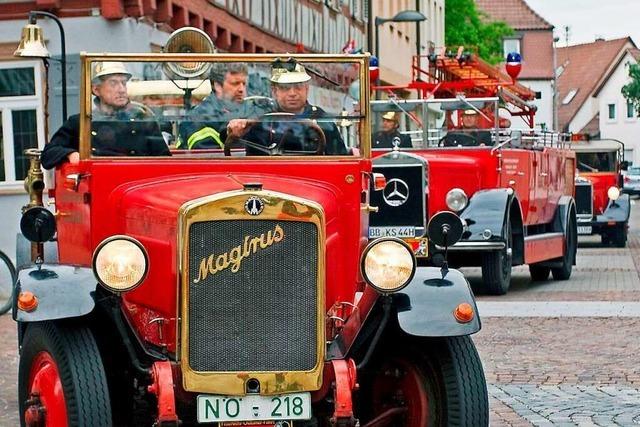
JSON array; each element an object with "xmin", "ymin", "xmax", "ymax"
[
  {"xmin": 383, "ymin": 178, "xmax": 410, "ymax": 206},
  {"xmin": 245, "ymin": 196, "xmax": 265, "ymax": 215}
]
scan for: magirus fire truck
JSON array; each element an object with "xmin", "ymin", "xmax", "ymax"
[
  {"xmin": 573, "ymin": 137, "xmax": 630, "ymax": 246},
  {"xmin": 369, "ymin": 49, "xmax": 577, "ymax": 295},
  {"xmin": 13, "ymin": 29, "xmax": 488, "ymax": 426}
]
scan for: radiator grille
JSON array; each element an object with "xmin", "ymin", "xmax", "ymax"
[
  {"xmin": 187, "ymin": 220, "xmax": 318, "ymax": 372},
  {"xmin": 575, "ymin": 183, "xmax": 593, "ymax": 216}
]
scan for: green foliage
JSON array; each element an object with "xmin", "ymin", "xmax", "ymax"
[
  {"xmin": 622, "ymin": 63, "xmax": 640, "ymax": 115},
  {"xmin": 445, "ymin": 0, "xmax": 514, "ymax": 64}
]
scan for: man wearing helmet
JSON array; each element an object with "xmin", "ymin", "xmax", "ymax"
[
  {"xmin": 373, "ymin": 111, "xmax": 412, "ymax": 149},
  {"xmin": 41, "ymin": 61, "xmax": 168, "ymax": 169},
  {"xmin": 226, "ymin": 61, "xmax": 348, "ymax": 155}
]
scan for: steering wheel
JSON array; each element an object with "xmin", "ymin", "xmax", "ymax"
[
  {"xmin": 224, "ymin": 112, "xmax": 326, "ymax": 156},
  {"xmin": 438, "ymin": 132, "xmax": 478, "ymax": 147}
]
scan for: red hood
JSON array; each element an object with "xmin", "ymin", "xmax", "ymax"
[
  {"xmin": 578, "ymin": 172, "xmax": 619, "ymax": 215},
  {"xmin": 413, "ymin": 149, "xmax": 499, "ymax": 215}
]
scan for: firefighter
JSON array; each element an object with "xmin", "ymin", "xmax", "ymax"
[
  {"xmin": 41, "ymin": 61, "xmax": 168, "ymax": 169},
  {"xmin": 226, "ymin": 62, "xmax": 348, "ymax": 155},
  {"xmin": 177, "ymin": 63, "xmax": 256, "ymax": 150},
  {"xmin": 373, "ymin": 111, "xmax": 412, "ymax": 148}
]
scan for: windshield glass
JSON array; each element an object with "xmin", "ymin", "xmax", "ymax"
[
  {"xmin": 369, "ymin": 98, "xmax": 513, "ymax": 149},
  {"xmin": 86, "ymin": 58, "xmax": 363, "ymax": 158},
  {"xmin": 576, "ymin": 152, "xmax": 617, "ymax": 172}
]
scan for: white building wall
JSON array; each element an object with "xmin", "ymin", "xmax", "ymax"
[
  {"xmin": 374, "ymin": 0, "xmax": 445, "ymax": 86},
  {"xmin": 568, "ymin": 97, "xmax": 599, "ymax": 134},
  {"xmin": 597, "ymin": 52, "xmax": 640, "ymax": 164},
  {"xmin": 519, "ymin": 79, "xmax": 553, "ymax": 130}
]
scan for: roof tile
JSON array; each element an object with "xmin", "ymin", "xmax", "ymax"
[{"xmin": 475, "ymin": 0, "xmax": 553, "ymax": 30}]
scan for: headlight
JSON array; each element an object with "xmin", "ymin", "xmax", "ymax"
[
  {"xmin": 361, "ymin": 238, "xmax": 416, "ymax": 293},
  {"xmin": 608, "ymin": 186, "xmax": 620, "ymax": 201},
  {"xmin": 93, "ymin": 236, "xmax": 149, "ymax": 292},
  {"xmin": 446, "ymin": 188, "xmax": 468, "ymax": 212}
]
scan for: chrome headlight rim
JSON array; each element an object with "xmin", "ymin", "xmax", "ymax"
[
  {"xmin": 608, "ymin": 186, "xmax": 621, "ymax": 201},
  {"xmin": 445, "ymin": 188, "xmax": 468, "ymax": 212},
  {"xmin": 92, "ymin": 235, "xmax": 149, "ymax": 293},
  {"xmin": 360, "ymin": 237, "xmax": 417, "ymax": 294}
]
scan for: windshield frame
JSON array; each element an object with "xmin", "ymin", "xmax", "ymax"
[{"xmin": 79, "ymin": 53, "xmax": 371, "ymax": 161}]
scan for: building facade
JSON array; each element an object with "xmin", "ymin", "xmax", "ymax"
[
  {"xmin": 476, "ymin": 0, "xmax": 556, "ymax": 130},
  {"xmin": 0, "ymin": 0, "xmax": 368, "ymax": 259},
  {"xmin": 372, "ymin": 0, "xmax": 445, "ymax": 86},
  {"xmin": 557, "ymin": 37, "xmax": 640, "ymax": 163}
]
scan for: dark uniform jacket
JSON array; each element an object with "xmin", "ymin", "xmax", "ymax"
[
  {"xmin": 177, "ymin": 95, "xmax": 270, "ymax": 150},
  {"xmin": 238, "ymin": 103, "xmax": 348, "ymax": 156},
  {"xmin": 373, "ymin": 130, "xmax": 412, "ymax": 149},
  {"xmin": 41, "ymin": 102, "xmax": 168, "ymax": 170}
]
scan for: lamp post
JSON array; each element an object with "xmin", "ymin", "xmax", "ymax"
[
  {"xmin": 14, "ymin": 11, "xmax": 68, "ymax": 122},
  {"xmin": 374, "ymin": 10, "xmax": 427, "ymax": 61},
  {"xmin": 373, "ymin": 10, "xmax": 426, "ymax": 99}
]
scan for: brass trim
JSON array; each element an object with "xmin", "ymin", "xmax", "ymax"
[
  {"xmin": 78, "ymin": 53, "xmax": 370, "ymax": 162},
  {"xmin": 177, "ymin": 189, "xmax": 326, "ymax": 395}
]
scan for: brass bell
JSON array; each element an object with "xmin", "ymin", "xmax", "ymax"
[{"xmin": 14, "ymin": 23, "xmax": 50, "ymax": 58}]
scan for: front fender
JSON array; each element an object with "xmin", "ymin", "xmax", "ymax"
[
  {"xmin": 393, "ymin": 267, "xmax": 480, "ymax": 337},
  {"xmin": 13, "ymin": 264, "xmax": 97, "ymax": 322},
  {"xmin": 598, "ymin": 193, "xmax": 630, "ymax": 223},
  {"xmin": 459, "ymin": 188, "xmax": 514, "ymax": 243}
]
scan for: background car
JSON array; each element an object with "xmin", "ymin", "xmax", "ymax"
[{"xmin": 623, "ymin": 165, "xmax": 640, "ymax": 196}]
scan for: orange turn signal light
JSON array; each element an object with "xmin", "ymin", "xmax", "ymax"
[
  {"xmin": 17, "ymin": 291, "xmax": 38, "ymax": 312},
  {"xmin": 453, "ymin": 302, "xmax": 474, "ymax": 323},
  {"xmin": 372, "ymin": 173, "xmax": 386, "ymax": 191}
]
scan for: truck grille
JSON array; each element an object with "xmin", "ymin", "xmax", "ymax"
[
  {"xmin": 187, "ymin": 220, "xmax": 318, "ymax": 372},
  {"xmin": 575, "ymin": 183, "xmax": 593, "ymax": 217},
  {"xmin": 370, "ymin": 163, "xmax": 427, "ymax": 234}
]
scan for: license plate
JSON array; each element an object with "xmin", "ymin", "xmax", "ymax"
[
  {"xmin": 577, "ymin": 225, "xmax": 592, "ymax": 235},
  {"xmin": 369, "ymin": 226, "xmax": 416, "ymax": 238},
  {"xmin": 197, "ymin": 393, "xmax": 311, "ymax": 423}
]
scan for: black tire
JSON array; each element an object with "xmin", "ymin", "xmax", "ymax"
[
  {"xmin": 0, "ymin": 250, "xmax": 17, "ymax": 315},
  {"xmin": 552, "ymin": 214, "xmax": 577, "ymax": 280},
  {"xmin": 613, "ymin": 224, "xmax": 627, "ymax": 248},
  {"xmin": 19, "ymin": 322, "xmax": 112, "ymax": 427},
  {"xmin": 601, "ymin": 234, "xmax": 610, "ymax": 246},
  {"xmin": 529, "ymin": 264, "xmax": 550, "ymax": 281},
  {"xmin": 481, "ymin": 222, "xmax": 512, "ymax": 295},
  {"xmin": 360, "ymin": 336, "xmax": 488, "ymax": 426}
]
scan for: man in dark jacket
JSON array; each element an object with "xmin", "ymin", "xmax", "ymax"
[
  {"xmin": 41, "ymin": 61, "xmax": 168, "ymax": 169},
  {"xmin": 226, "ymin": 62, "xmax": 347, "ymax": 155},
  {"xmin": 177, "ymin": 62, "xmax": 255, "ymax": 150},
  {"xmin": 373, "ymin": 111, "xmax": 412, "ymax": 149}
]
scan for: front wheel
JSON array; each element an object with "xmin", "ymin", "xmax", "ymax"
[
  {"xmin": 551, "ymin": 214, "xmax": 577, "ymax": 280},
  {"xmin": 19, "ymin": 322, "xmax": 112, "ymax": 427},
  {"xmin": 613, "ymin": 223, "xmax": 628, "ymax": 248},
  {"xmin": 360, "ymin": 336, "xmax": 489, "ymax": 426},
  {"xmin": 481, "ymin": 223, "xmax": 512, "ymax": 295}
]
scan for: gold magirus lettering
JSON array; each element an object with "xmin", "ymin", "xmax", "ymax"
[{"xmin": 193, "ymin": 224, "xmax": 285, "ymax": 283}]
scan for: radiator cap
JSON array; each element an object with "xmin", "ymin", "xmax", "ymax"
[{"xmin": 243, "ymin": 182, "xmax": 263, "ymax": 191}]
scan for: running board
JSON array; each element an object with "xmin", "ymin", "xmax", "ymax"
[{"xmin": 524, "ymin": 232, "xmax": 565, "ymax": 264}]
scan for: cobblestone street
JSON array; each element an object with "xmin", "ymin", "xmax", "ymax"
[{"xmin": 2, "ymin": 208, "xmax": 640, "ymax": 426}]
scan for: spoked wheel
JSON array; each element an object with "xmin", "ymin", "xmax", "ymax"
[
  {"xmin": 481, "ymin": 221, "xmax": 512, "ymax": 295},
  {"xmin": 19, "ymin": 322, "xmax": 112, "ymax": 427},
  {"xmin": 552, "ymin": 213, "xmax": 577, "ymax": 280},
  {"xmin": 359, "ymin": 336, "xmax": 488, "ymax": 427}
]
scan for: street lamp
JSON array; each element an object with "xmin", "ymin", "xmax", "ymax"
[
  {"xmin": 14, "ymin": 11, "xmax": 68, "ymax": 122},
  {"xmin": 374, "ymin": 10, "xmax": 427, "ymax": 60}
]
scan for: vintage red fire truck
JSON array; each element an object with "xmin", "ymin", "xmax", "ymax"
[
  {"xmin": 573, "ymin": 138, "xmax": 630, "ymax": 246},
  {"xmin": 13, "ymin": 30, "xmax": 488, "ymax": 426},
  {"xmin": 369, "ymin": 50, "xmax": 578, "ymax": 295}
]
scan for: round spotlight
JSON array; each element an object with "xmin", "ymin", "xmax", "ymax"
[{"xmin": 608, "ymin": 186, "xmax": 620, "ymax": 201}]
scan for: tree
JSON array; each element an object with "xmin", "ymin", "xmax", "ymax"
[
  {"xmin": 445, "ymin": 0, "xmax": 514, "ymax": 64},
  {"xmin": 622, "ymin": 63, "xmax": 640, "ymax": 115}
]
